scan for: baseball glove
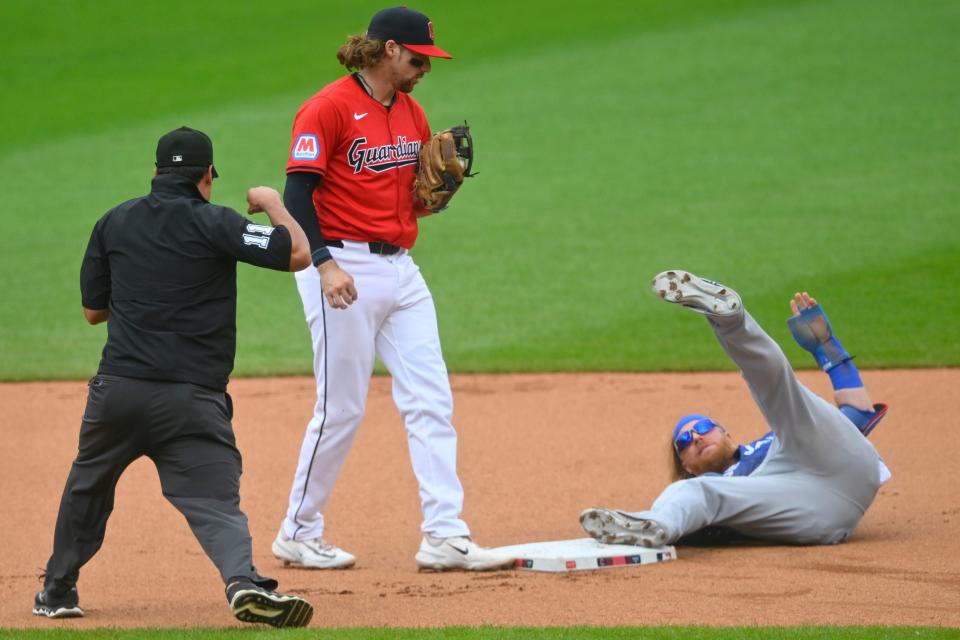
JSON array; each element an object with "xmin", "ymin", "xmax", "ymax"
[{"xmin": 415, "ymin": 123, "xmax": 475, "ymax": 212}]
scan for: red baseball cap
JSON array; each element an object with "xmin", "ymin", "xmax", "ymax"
[{"xmin": 367, "ymin": 6, "xmax": 452, "ymax": 59}]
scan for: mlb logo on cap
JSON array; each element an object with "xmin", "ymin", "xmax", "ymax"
[
  {"xmin": 293, "ymin": 134, "xmax": 319, "ymax": 160},
  {"xmin": 155, "ymin": 126, "xmax": 219, "ymax": 177}
]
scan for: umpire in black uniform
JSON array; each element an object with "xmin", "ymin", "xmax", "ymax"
[{"xmin": 34, "ymin": 127, "xmax": 314, "ymax": 628}]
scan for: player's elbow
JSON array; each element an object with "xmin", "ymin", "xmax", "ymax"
[
  {"xmin": 288, "ymin": 247, "xmax": 311, "ymax": 272},
  {"xmin": 83, "ymin": 307, "xmax": 108, "ymax": 324}
]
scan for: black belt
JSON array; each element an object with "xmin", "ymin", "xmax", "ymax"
[{"xmin": 324, "ymin": 239, "xmax": 402, "ymax": 255}]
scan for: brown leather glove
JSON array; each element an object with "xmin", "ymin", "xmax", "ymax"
[{"xmin": 415, "ymin": 123, "xmax": 475, "ymax": 212}]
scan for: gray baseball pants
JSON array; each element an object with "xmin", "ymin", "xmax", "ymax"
[
  {"xmin": 628, "ymin": 310, "xmax": 883, "ymax": 545},
  {"xmin": 43, "ymin": 375, "xmax": 275, "ymax": 596}
]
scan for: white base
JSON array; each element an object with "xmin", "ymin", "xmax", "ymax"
[{"xmin": 489, "ymin": 537, "xmax": 677, "ymax": 573}]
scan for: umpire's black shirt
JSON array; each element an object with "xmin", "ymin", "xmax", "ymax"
[{"xmin": 80, "ymin": 173, "xmax": 292, "ymax": 391}]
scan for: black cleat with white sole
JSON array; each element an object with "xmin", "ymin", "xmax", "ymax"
[
  {"xmin": 33, "ymin": 588, "xmax": 84, "ymax": 619},
  {"xmin": 228, "ymin": 582, "xmax": 313, "ymax": 628}
]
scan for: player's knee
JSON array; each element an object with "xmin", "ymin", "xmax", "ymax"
[{"xmin": 160, "ymin": 460, "xmax": 240, "ymax": 500}]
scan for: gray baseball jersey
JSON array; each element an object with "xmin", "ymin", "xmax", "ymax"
[{"xmin": 628, "ymin": 310, "xmax": 888, "ymax": 545}]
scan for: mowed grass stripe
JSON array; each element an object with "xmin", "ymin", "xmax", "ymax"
[
  {"xmin": 420, "ymin": 0, "xmax": 960, "ymax": 371},
  {"xmin": 0, "ymin": 0, "xmax": 774, "ymax": 151},
  {"xmin": 2, "ymin": 0, "xmax": 957, "ymax": 379}
]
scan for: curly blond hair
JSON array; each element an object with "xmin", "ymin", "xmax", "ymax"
[{"xmin": 336, "ymin": 34, "xmax": 387, "ymax": 71}]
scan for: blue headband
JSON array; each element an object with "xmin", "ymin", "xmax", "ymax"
[{"xmin": 673, "ymin": 413, "xmax": 711, "ymax": 441}]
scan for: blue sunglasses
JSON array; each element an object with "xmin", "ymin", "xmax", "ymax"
[{"xmin": 674, "ymin": 418, "xmax": 720, "ymax": 453}]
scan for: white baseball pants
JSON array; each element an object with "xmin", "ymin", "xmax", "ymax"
[{"xmin": 281, "ymin": 241, "xmax": 469, "ymax": 541}]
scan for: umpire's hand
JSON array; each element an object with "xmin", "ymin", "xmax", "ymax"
[{"xmin": 245, "ymin": 186, "xmax": 283, "ymax": 214}]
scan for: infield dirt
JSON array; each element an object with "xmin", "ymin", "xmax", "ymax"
[{"xmin": 2, "ymin": 370, "xmax": 957, "ymax": 628}]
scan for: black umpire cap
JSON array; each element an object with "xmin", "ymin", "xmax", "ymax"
[{"xmin": 156, "ymin": 126, "xmax": 219, "ymax": 177}]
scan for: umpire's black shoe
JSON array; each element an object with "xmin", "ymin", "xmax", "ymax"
[
  {"xmin": 227, "ymin": 581, "xmax": 313, "ymax": 628},
  {"xmin": 33, "ymin": 587, "xmax": 84, "ymax": 619}
]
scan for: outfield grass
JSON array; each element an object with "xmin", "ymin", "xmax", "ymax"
[
  {"xmin": 1, "ymin": 0, "xmax": 957, "ymax": 380},
  {"xmin": 1, "ymin": 628, "xmax": 957, "ymax": 639}
]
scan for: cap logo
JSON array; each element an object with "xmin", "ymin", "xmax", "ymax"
[
  {"xmin": 427, "ymin": 20, "xmax": 435, "ymax": 41},
  {"xmin": 172, "ymin": 154, "xmax": 183, "ymax": 163},
  {"xmin": 292, "ymin": 134, "xmax": 319, "ymax": 161}
]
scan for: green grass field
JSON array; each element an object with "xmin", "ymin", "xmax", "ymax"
[
  {"xmin": 2, "ymin": 0, "xmax": 957, "ymax": 381},
  {"xmin": 1, "ymin": 1, "xmax": 957, "ymax": 633}
]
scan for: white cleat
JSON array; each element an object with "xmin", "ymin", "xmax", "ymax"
[
  {"xmin": 651, "ymin": 270, "xmax": 742, "ymax": 317},
  {"xmin": 272, "ymin": 531, "xmax": 356, "ymax": 569},
  {"xmin": 579, "ymin": 508, "xmax": 668, "ymax": 548},
  {"xmin": 414, "ymin": 535, "xmax": 515, "ymax": 572}
]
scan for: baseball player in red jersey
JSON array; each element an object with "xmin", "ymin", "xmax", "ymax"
[{"xmin": 273, "ymin": 6, "xmax": 513, "ymax": 572}]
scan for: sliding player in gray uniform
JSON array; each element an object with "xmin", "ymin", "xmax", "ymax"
[{"xmin": 581, "ymin": 270, "xmax": 890, "ymax": 547}]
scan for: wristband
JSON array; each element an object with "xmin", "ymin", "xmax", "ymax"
[{"xmin": 311, "ymin": 247, "xmax": 332, "ymax": 267}]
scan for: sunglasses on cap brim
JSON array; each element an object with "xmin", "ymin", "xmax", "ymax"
[{"xmin": 674, "ymin": 418, "xmax": 720, "ymax": 453}]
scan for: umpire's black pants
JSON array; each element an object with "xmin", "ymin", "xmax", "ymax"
[{"xmin": 44, "ymin": 374, "xmax": 276, "ymax": 596}]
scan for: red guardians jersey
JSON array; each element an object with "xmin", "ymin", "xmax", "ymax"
[{"xmin": 287, "ymin": 75, "xmax": 431, "ymax": 249}]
